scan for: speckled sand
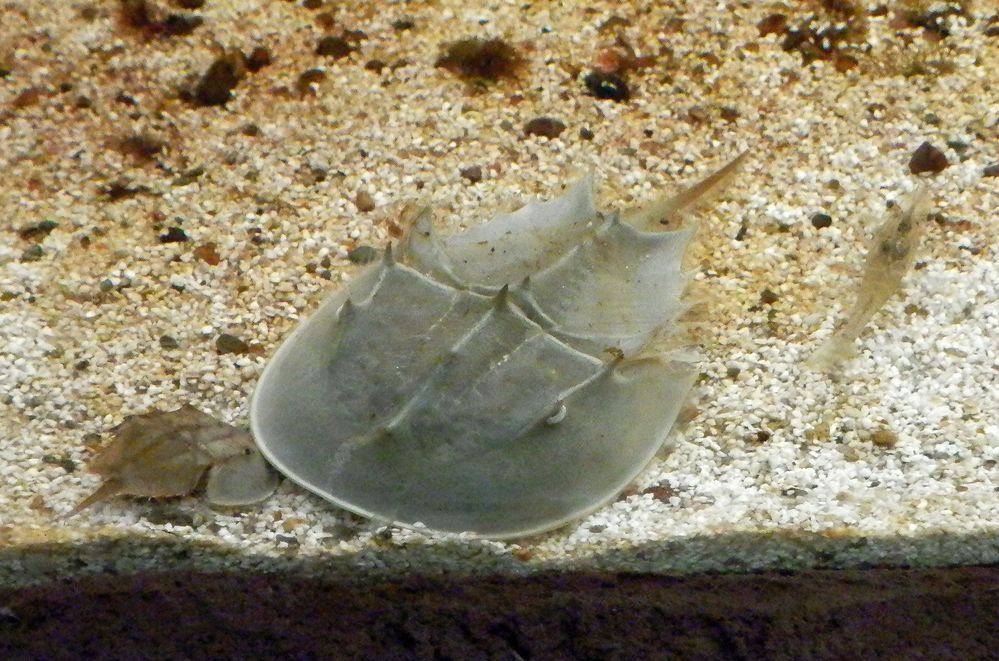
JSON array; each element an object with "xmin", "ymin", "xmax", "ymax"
[{"xmin": 2, "ymin": 1, "xmax": 998, "ymax": 587}]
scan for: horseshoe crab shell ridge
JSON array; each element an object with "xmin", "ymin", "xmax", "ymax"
[{"xmin": 250, "ymin": 164, "xmax": 738, "ymax": 539}]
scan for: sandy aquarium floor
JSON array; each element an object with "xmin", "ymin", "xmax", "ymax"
[{"xmin": 1, "ymin": 1, "xmax": 997, "ymax": 586}]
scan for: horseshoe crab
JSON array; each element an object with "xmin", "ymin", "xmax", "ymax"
[{"xmin": 248, "ymin": 156, "xmax": 744, "ymax": 538}]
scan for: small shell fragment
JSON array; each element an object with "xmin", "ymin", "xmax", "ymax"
[
  {"xmin": 67, "ymin": 405, "xmax": 277, "ymax": 516},
  {"xmin": 250, "ymin": 158, "xmax": 744, "ymax": 538}
]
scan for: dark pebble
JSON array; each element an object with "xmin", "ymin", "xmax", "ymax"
[
  {"xmin": 296, "ymin": 68, "xmax": 326, "ymax": 95},
  {"xmin": 174, "ymin": 0, "xmax": 205, "ymax": 8},
  {"xmin": 114, "ymin": 91, "xmax": 139, "ymax": 106},
  {"xmin": 460, "ymin": 165, "xmax": 483, "ymax": 183},
  {"xmin": 391, "ymin": 18, "xmax": 415, "ymax": 31},
  {"xmin": 173, "ymin": 166, "xmax": 205, "ymax": 186},
  {"xmin": 104, "ymin": 181, "xmax": 151, "ymax": 200},
  {"xmin": 908, "ymin": 141, "xmax": 949, "ymax": 174},
  {"xmin": 982, "ymin": 164, "xmax": 999, "ymax": 178},
  {"xmin": 687, "ymin": 105, "xmax": 710, "ymax": 123},
  {"xmin": 945, "ymin": 139, "xmax": 969, "ymax": 160},
  {"xmin": 20, "ymin": 245, "xmax": 44, "ymax": 262},
  {"xmin": 194, "ymin": 56, "xmax": 242, "ymax": 107},
  {"xmin": 347, "ymin": 245, "xmax": 378, "ymax": 264},
  {"xmin": 810, "ymin": 213, "xmax": 833, "ymax": 229},
  {"xmin": 523, "ymin": 117, "xmax": 566, "ymax": 139},
  {"xmin": 42, "ymin": 454, "xmax": 78, "ymax": 473},
  {"xmin": 159, "ymin": 335, "xmax": 180, "ymax": 349},
  {"xmin": 159, "ymin": 227, "xmax": 189, "ymax": 243},
  {"xmin": 354, "ymin": 191, "xmax": 375, "ymax": 212},
  {"xmin": 246, "ymin": 46, "xmax": 272, "ymax": 72},
  {"xmin": 316, "ymin": 36, "xmax": 353, "ymax": 59},
  {"xmin": 757, "ymin": 13, "xmax": 787, "ymax": 36},
  {"xmin": 117, "ymin": 133, "xmax": 164, "ymax": 162},
  {"xmin": 216, "ymin": 333, "xmax": 250, "ymax": 355},
  {"xmin": 275, "ymin": 534, "xmax": 299, "ymax": 546},
  {"xmin": 435, "ymin": 38, "xmax": 523, "ymax": 81},
  {"xmin": 11, "ymin": 88, "xmax": 40, "ymax": 110},
  {"xmin": 760, "ymin": 289, "xmax": 779, "ymax": 305},
  {"xmin": 583, "ymin": 71, "xmax": 629, "ymax": 102},
  {"xmin": 161, "ymin": 13, "xmax": 203, "ymax": 37},
  {"xmin": 18, "ymin": 219, "xmax": 58, "ymax": 241},
  {"xmin": 144, "ymin": 508, "xmax": 197, "ymax": 528},
  {"xmin": 579, "ymin": 127, "xmax": 594, "ymax": 140},
  {"xmin": 720, "ymin": 106, "xmax": 740, "ymax": 122}
]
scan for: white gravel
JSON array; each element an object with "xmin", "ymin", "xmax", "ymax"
[{"xmin": 1, "ymin": 0, "xmax": 997, "ymax": 587}]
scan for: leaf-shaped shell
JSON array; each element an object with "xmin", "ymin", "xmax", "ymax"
[{"xmin": 251, "ymin": 164, "xmax": 740, "ymax": 538}]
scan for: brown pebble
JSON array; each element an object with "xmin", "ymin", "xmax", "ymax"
[
  {"xmin": 18, "ymin": 219, "xmax": 58, "ymax": 242},
  {"xmin": 12, "ymin": 87, "xmax": 42, "ymax": 109},
  {"xmin": 641, "ymin": 484, "xmax": 677, "ymax": 502},
  {"xmin": 760, "ymin": 289, "xmax": 779, "ymax": 305},
  {"xmin": 296, "ymin": 68, "xmax": 326, "ymax": 96},
  {"xmin": 355, "ymin": 190, "xmax": 375, "ymax": 212},
  {"xmin": 316, "ymin": 36, "xmax": 353, "ymax": 59},
  {"xmin": 116, "ymin": 133, "xmax": 164, "ymax": 162},
  {"xmin": 193, "ymin": 243, "xmax": 221, "ymax": 265},
  {"xmin": 720, "ymin": 106, "xmax": 740, "ymax": 122},
  {"xmin": 436, "ymin": 38, "xmax": 523, "ymax": 81},
  {"xmin": 460, "ymin": 165, "xmax": 483, "ymax": 183},
  {"xmin": 104, "ymin": 180, "xmax": 150, "ymax": 200},
  {"xmin": 869, "ymin": 428, "xmax": 898, "ymax": 449},
  {"xmin": 982, "ymin": 164, "xmax": 999, "ymax": 178},
  {"xmin": 314, "ymin": 11, "xmax": 336, "ymax": 31},
  {"xmin": 908, "ymin": 141, "xmax": 949, "ymax": 174},
  {"xmin": 757, "ymin": 13, "xmax": 787, "ymax": 36},
  {"xmin": 687, "ymin": 105, "xmax": 710, "ymax": 123},
  {"xmin": 216, "ymin": 333, "xmax": 250, "ymax": 355},
  {"xmin": 246, "ymin": 46, "xmax": 272, "ymax": 72},
  {"xmin": 193, "ymin": 52, "xmax": 245, "ymax": 107},
  {"xmin": 523, "ymin": 117, "xmax": 566, "ymax": 139}
]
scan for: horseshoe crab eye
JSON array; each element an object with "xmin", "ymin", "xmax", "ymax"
[{"xmin": 545, "ymin": 401, "xmax": 567, "ymax": 426}]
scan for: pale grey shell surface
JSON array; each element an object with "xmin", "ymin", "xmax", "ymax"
[{"xmin": 250, "ymin": 175, "xmax": 702, "ymax": 538}]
